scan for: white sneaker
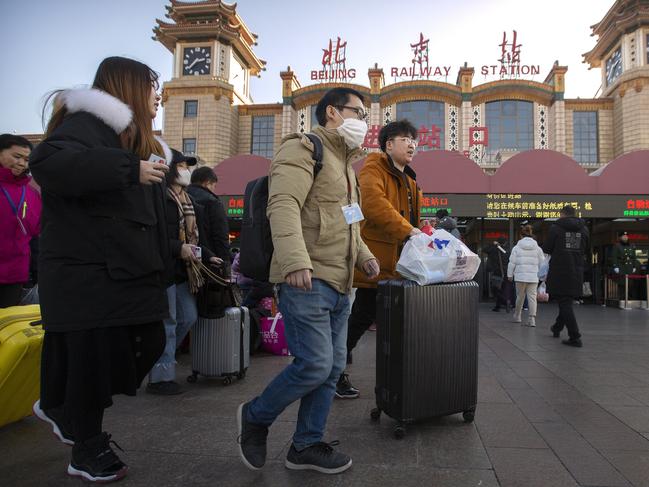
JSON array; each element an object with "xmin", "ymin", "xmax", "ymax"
[
  {"xmin": 527, "ymin": 317, "xmax": 536, "ymax": 327},
  {"xmin": 512, "ymin": 313, "xmax": 522, "ymax": 323}
]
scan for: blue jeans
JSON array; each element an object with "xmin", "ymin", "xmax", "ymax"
[
  {"xmin": 246, "ymin": 279, "xmax": 350, "ymax": 450},
  {"xmin": 149, "ymin": 282, "xmax": 197, "ymax": 383}
]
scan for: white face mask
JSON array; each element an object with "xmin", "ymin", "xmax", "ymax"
[
  {"xmin": 334, "ymin": 109, "xmax": 368, "ymax": 149},
  {"xmin": 176, "ymin": 168, "xmax": 191, "ymax": 187}
]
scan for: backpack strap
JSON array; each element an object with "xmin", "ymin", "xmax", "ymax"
[{"xmin": 304, "ymin": 133, "xmax": 323, "ymax": 177}]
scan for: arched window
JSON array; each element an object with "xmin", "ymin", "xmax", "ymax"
[
  {"xmin": 484, "ymin": 100, "xmax": 533, "ymax": 156},
  {"xmin": 395, "ymin": 100, "xmax": 445, "ymax": 150}
]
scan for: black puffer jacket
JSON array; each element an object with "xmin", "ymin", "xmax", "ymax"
[
  {"xmin": 186, "ymin": 184, "xmax": 230, "ymax": 267},
  {"xmin": 29, "ymin": 88, "xmax": 170, "ymax": 332},
  {"xmin": 543, "ymin": 217, "xmax": 589, "ymax": 297}
]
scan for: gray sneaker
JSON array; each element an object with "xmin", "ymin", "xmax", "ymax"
[
  {"xmin": 285, "ymin": 441, "xmax": 352, "ymax": 474},
  {"xmin": 237, "ymin": 402, "xmax": 269, "ymax": 470}
]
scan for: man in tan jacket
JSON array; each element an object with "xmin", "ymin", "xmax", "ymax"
[
  {"xmin": 336, "ymin": 120, "xmax": 423, "ymax": 399},
  {"xmin": 237, "ymin": 87, "xmax": 378, "ymax": 474}
]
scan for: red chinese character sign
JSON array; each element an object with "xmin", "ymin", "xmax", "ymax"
[
  {"xmin": 417, "ymin": 125, "xmax": 441, "ymax": 149},
  {"xmin": 390, "ymin": 32, "xmax": 451, "ymax": 80},
  {"xmin": 411, "ymin": 32, "xmax": 430, "ymax": 79},
  {"xmin": 322, "ymin": 36, "xmax": 347, "ymax": 66},
  {"xmin": 363, "ymin": 125, "xmax": 381, "ymax": 149},
  {"xmin": 480, "ymin": 30, "xmax": 539, "ymax": 78},
  {"xmin": 464, "ymin": 126, "xmax": 489, "ymax": 163},
  {"xmin": 311, "ymin": 37, "xmax": 357, "ymax": 81},
  {"xmin": 499, "ymin": 30, "xmax": 522, "ymax": 65}
]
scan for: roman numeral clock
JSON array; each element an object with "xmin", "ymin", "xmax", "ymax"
[{"xmin": 183, "ymin": 46, "xmax": 211, "ymax": 76}]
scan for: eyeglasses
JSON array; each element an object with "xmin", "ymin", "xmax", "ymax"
[
  {"xmin": 391, "ymin": 137, "xmax": 418, "ymax": 147},
  {"xmin": 336, "ymin": 105, "xmax": 368, "ymax": 121}
]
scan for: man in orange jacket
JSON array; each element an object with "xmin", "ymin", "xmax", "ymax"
[{"xmin": 336, "ymin": 120, "xmax": 423, "ymax": 398}]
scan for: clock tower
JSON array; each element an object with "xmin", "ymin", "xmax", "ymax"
[
  {"xmin": 153, "ymin": 0, "xmax": 266, "ymax": 164},
  {"xmin": 583, "ymin": 0, "xmax": 649, "ymax": 157}
]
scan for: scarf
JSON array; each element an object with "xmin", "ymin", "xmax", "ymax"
[{"xmin": 168, "ymin": 187, "xmax": 202, "ymax": 293}]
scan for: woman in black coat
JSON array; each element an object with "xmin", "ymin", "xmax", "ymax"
[
  {"xmin": 29, "ymin": 57, "xmax": 171, "ymax": 483},
  {"xmin": 146, "ymin": 149, "xmax": 222, "ymax": 395}
]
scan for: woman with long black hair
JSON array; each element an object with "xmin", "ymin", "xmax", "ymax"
[{"xmin": 30, "ymin": 56, "xmax": 171, "ymax": 483}]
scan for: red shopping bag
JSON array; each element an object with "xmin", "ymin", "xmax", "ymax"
[{"xmin": 260, "ymin": 313, "xmax": 290, "ymax": 356}]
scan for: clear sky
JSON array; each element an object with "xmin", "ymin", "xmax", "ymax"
[{"xmin": 1, "ymin": 0, "xmax": 614, "ymax": 134}]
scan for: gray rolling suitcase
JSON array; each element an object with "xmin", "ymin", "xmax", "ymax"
[
  {"xmin": 188, "ymin": 306, "xmax": 250, "ymax": 385},
  {"xmin": 372, "ymin": 280, "xmax": 479, "ymax": 438}
]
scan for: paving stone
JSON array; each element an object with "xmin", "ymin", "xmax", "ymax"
[
  {"xmin": 605, "ymin": 406, "xmax": 649, "ymax": 433},
  {"xmin": 504, "ymin": 387, "xmax": 565, "ymax": 423},
  {"xmin": 533, "ymin": 422, "xmax": 632, "ymax": 486},
  {"xmin": 553, "ymin": 403, "xmax": 649, "ymax": 452},
  {"xmin": 506, "ymin": 360, "xmax": 557, "ymax": 379},
  {"xmin": 600, "ymin": 451, "xmax": 649, "ymax": 487},
  {"xmin": 486, "ymin": 447, "xmax": 578, "ymax": 487},
  {"xmin": 474, "ymin": 403, "xmax": 547, "ymax": 449},
  {"xmin": 478, "ymin": 375, "xmax": 514, "ymax": 404}
]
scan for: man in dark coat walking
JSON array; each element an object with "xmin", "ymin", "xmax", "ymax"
[
  {"xmin": 483, "ymin": 236, "xmax": 514, "ymax": 312},
  {"xmin": 186, "ymin": 167, "xmax": 230, "ymax": 276},
  {"xmin": 543, "ymin": 205, "xmax": 589, "ymax": 347}
]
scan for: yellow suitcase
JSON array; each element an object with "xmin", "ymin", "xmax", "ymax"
[{"xmin": 0, "ymin": 305, "xmax": 43, "ymax": 428}]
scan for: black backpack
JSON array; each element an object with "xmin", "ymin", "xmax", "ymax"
[{"xmin": 239, "ymin": 133, "xmax": 324, "ymax": 282}]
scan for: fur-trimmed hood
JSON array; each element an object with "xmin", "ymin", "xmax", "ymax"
[
  {"xmin": 61, "ymin": 88, "xmax": 172, "ymax": 163},
  {"xmin": 62, "ymin": 88, "xmax": 132, "ymax": 134}
]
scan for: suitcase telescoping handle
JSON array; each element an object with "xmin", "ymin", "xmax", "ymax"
[{"xmin": 239, "ymin": 307, "xmax": 245, "ymax": 376}]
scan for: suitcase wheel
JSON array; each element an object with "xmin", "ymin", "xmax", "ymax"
[
  {"xmin": 222, "ymin": 376, "xmax": 233, "ymax": 386},
  {"xmin": 462, "ymin": 410, "xmax": 475, "ymax": 423},
  {"xmin": 393, "ymin": 425, "xmax": 406, "ymax": 440},
  {"xmin": 236, "ymin": 371, "xmax": 246, "ymax": 380},
  {"xmin": 187, "ymin": 372, "xmax": 198, "ymax": 384},
  {"xmin": 370, "ymin": 408, "xmax": 381, "ymax": 422}
]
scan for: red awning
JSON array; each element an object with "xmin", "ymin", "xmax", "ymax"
[
  {"xmin": 491, "ymin": 150, "xmax": 596, "ymax": 194},
  {"xmin": 593, "ymin": 150, "xmax": 649, "ymax": 194},
  {"xmin": 410, "ymin": 150, "xmax": 490, "ymax": 193},
  {"xmin": 211, "ymin": 149, "xmax": 648, "ymax": 197},
  {"xmin": 212, "ymin": 155, "xmax": 270, "ymax": 195}
]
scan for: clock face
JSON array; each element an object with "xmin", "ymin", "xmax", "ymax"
[
  {"xmin": 183, "ymin": 46, "xmax": 212, "ymax": 76},
  {"xmin": 605, "ymin": 47, "xmax": 622, "ymax": 86}
]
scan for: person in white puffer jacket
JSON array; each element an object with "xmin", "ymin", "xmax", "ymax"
[{"xmin": 507, "ymin": 225, "xmax": 545, "ymax": 326}]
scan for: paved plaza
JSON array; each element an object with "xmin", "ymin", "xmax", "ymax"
[{"xmin": 2, "ymin": 302, "xmax": 649, "ymax": 486}]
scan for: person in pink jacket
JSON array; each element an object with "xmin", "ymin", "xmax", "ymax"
[{"xmin": 0, "ymin": 134, "xmax": 41, "ymax": 307}]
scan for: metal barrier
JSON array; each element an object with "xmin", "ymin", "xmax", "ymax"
[{"xmin": 604, "ymin": 274, "xmax": 649, "ymax": 310}]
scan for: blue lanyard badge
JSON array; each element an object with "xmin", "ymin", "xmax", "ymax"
[{"xmin": 1, "ymin": 185, "xmax": 27, "ymax": 235}]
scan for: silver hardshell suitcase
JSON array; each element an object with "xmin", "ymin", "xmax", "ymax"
[
  {"xmin": 188, "ymin": 306, "xmax": 250, "ymax": 385},
  {"xmin": 372, "ymin": 280, "xmax": 479, "ymax": 438}
]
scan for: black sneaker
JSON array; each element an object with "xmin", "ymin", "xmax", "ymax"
[
  {"xmin": 237, "ymin": 402, "xmax": 269, "ymax": 470},
  {"xmin": 335, "ymin": 373, "xmax": 359, "ymax": 399},
  {"xmin": 562, "ymin": 338, "xmax": 583, "ymax": 348},
  {"xmin": 285, "ymin": 441, "xmax": 352, "ymax": 474},
  {"xmin": 67, "ymin": 433, "xmax": 128, "ymax": 483},
  {"xmin": 33, "ymin": 400, "xmax": 74, "ymax": 445},
  {"xmin": 551, "ymin": 324, "xmax": 562, "ymax": 338},
  {"xmin": 145, "ymin": 381, "xmax": 184, "ymax": 395},
  {"xmin": 491, "ymin": 307, "xmax": 501, "ymax": 312}
]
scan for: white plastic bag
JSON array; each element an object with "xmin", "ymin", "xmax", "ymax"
[
  {"xmin": 396, "ymin": 229, "xmax": 480, "ymax": 285},
  {"xmin": 537, "ymin": 282, "xmax": 549, "ymax": 302},
  {"xmin": 538, "ymin": 254, "xmax": 550, "ymax": 280}
]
